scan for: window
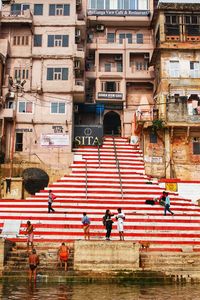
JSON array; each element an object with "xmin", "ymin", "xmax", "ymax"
[
  {"xmin": 185, "ymin": 15, "xmax": 200, "ymax": 36},
  {"xmin": 165, "ymin": 15, "xmax": 180, "ymax": 36},
  {"xmin": 193, "ymin": 137, "xmax": 200, "ymax": 155},
  {"xmin": 51, "ymin": 102, "xmax": 65, "ymax": 114},
  {"xmin": 49, "ymin": 4, "xmax": 70, "ymax": 16},
  {"xmin": 14, "ymin": 68, "xmax": 29, "ymax": 80},
  {"xmin": 11, "ymin": 4, "xmax": 29, "ymax": 15},
  {"xmin": 190, "ymin": 61, "xmax": 200, "ymax": 78},
  {"xmin": 135, "ymin": 61, "xmax": 148, "ymax": 71},
  {"xmin": 105, "ymin": 63, "xmax": 111, "ymax": 72},
  {"xmin": 136, "ymin": 33, "xmax": 143, "ymax": 44},
  {"xmin": 107, "ymin": 33, "xmax": 115, "ymax": 43},
  {"xmin": 15, "ymin": 133, "xmax": 23, "ymax": 152},
  {"xmin": 18, "ymin": 101, "xmax": 33, "ymax": 113},
  {"xmin": 34, "ymin": 4, "xmax": 43, "ymax": 15},
  {"xmin": 169, "ymin": 61, "xmax": 180, "ymax": 77},
  {"xmin": 47, "ymin": 68, "xmax": 68, "ymax": 80},
  {"xmin": 48, "ymin": 35, "xmax": 69, "ymax": 47},
  {"xmin": 117, "ymin": 62, "xmax": 123, "ymax": 72},
  {"xmin": 34, "ymin": 34, "xmax": 42, "ymax": 47},
  {"xmin": 119, "ymin": 33, "xmax": 132, "ymax": 44},
  {"xmin": 149, "ymin": 132, "xmax": 157, "ymax": 144},
  {"xmin": 13, "ymin": 36, "xmax": 29, "ymax": 46}
]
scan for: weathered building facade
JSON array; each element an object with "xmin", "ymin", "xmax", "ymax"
[
  {"xmin": 0, "ymin": 0, "xmax": 85, "ymax": 175},
  {"xmin": 142, "ymin": 0, "xmax": 200, "ymax": 180}
]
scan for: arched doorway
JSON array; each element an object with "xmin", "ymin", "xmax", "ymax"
[{"xmin": 103, "ymin": 111, "xmax": 121, "ymax": 135}]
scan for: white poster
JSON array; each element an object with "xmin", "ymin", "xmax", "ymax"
[{"xmin": 41, "ymin": 134, "xmax": 69, "ymax": 146}]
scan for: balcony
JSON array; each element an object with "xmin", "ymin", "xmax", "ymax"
[
  {"xmin": 126, "ymin": 65, "xmax": 155, "ymax": 80},
  {"xmin": 0, "ymin": 108, "xmax": 14, "ymax": 119},
  {"xmin": 167, "ymin": 97, "xmax": 200, "ymax": 125},
  {"xmin": 0, "ymin": 10, "xmax": 33, "ymax": 24},
  {"xmin": 87, "ymin": 36, "xmax": 153, "ymax": 51}
]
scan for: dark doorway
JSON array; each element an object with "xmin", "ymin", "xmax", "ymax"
[{"xmin": 103, "ymin": 111, "xmax": 121, "ymax": 135}]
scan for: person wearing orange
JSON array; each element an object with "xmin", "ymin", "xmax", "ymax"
[
  {"xmin": 26, "ymin": 220, "xmax": 34, "ymax": 251},
  {"xmin": 58, "ymin": 242, "xmax": 69, "ymax": 271}
]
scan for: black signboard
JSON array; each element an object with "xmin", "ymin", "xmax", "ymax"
[
  {"xmin": 74, "ymin": 125, "xmax": 103, "ymax": 146},
  {"xmin": 98, "ymin": 92, "xmax": 123, "ymax": 99},
  {"xmin": 87, "ymin": 9, "xmax": 150, "ymax": 17}
]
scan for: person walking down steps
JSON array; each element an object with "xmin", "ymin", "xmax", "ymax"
[
  {"xmin": 164, "ymin": 192, "xmax": 174, "ymax": 216},
  {"xmin": 48, "ymin": 190, "xmax": 56, "ymax": 213}
]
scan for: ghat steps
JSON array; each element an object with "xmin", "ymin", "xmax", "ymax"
[{"xmin": 1, "ymin": 137, "xmax": 200, "ymax": 251}]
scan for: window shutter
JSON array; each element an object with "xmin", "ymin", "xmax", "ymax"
[
  {"xmin": 34, "ymin": 4, "xmax": 43, "ymax": 15},
  {"xmin": 47, "ymin": 68, "xmax": 54, "ymax": 80},
  {"xmin": 64, "ymin": 4, "xmax": 70, "ymax": 16},
  {"xmin": 23, "ymin": 4, "xmax": 30, "ymax": 11},
  {"xmin": 49, "ymin": 4, "xmax": 55, "ymax": 16},
  {"xmin": 34, "ymin": 35, "xmax": 42, "ymax": 47},
  {"xmin": 62, "ymin": 68, "xmax": 68, "ymax": 80},
  {"xmin": 62, "ymin": 35, "xmax": 69, "ymax": 47},
  {"xmin": 11, "ymin": 4, "xmax": 21, "ymax": 12},
  {"xmin": 48, "ymin": 35, "xmax": 54, "ymax": 47}
]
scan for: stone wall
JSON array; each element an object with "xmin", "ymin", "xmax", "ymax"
[{"xmin": 74, "ymin": 241, "xmax": 140, "ymax": 271}]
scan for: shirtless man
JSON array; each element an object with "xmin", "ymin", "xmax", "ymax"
[
  {"xmin": 26, "ymin": 221, "xmax": 34, "ymax": 251},
  {"xmin": 58, "ymin": 242, "xmax": 69, "ymax": 271},
  {"xmin": 29, "ymin": 248, "xmax": 39, "ymax": 282}
]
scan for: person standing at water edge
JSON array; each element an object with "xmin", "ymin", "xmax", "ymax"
[
  {"xmin": 116, "ymin": 208, "xmax": 125, "ymax": 240},
  {"xmin": 58, "ymin": 242, "xmax": 69, "ymax": 271},
  {"xmin": 29, "ymin": 248, "xmax": 39, "ymax": 282},
  {"xmin": 103, "ymin": 209, "xmax": 114, "ymax": 240},
  {"xmin": 164, "ymin": 192, "xmax": 174, "ymax": 216},
  {"xmin": 82, "ymin": 212, "xmax": 91, "ymax": 240},
  {"xmin": 26, "ymin": 221, "xmax": 34, "ymax": 251},
  {"xmin": 48, "ymin": 190, "xmax": 56, "ymax": 213}
]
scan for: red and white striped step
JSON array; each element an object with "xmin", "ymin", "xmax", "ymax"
[{"xmin": 1, "ymin": 136, "xmax": 200, "ymax": 251}]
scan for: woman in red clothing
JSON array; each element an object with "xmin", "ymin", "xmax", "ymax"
[{"xmin": 58, "ymin": 243, "xmax": 69, "ymax": 271}]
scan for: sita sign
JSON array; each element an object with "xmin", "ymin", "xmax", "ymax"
[{"xmin": 74, "ymin": 125, "xmax": 103, "ymax": 146}]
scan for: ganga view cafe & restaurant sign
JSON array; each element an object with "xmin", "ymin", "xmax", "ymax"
[{"xmin": 74, "ymin": 125, "xmax": 103, "ymax": 146}]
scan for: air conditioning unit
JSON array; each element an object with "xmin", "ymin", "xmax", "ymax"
[
  {"xmin": 114, "ymin": 55, "xmax": 122, "ymax": 61},
  {"xmin": 74, "ymin": 60, "xmax": 81, "ymax": 69},
  {"xmin": 75, "ymin": 29, "xmax": 81, "ymax": 38},
  {"xmin": 76, "ymin": 0, "xmax": 82, "ymax": 6},
  {"xmin": 6, "ymin": 92, "xmax": 15, "ymax": 99},
  {"xmin": 74, "ymin": 105, "xmax": 79, "ymax": 113},
  {"xmin": 37, "ymin": 86, "xmax": 43, "ymax": 95},
  {"xmin": 96, "ymin": 24, "xmax": 105, "ymax": 32}
]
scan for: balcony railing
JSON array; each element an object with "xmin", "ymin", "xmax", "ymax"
[
  {"xmin": 87, "ymin": 36, "xmax": 153, "ymax": 48},
  {"xmin": 1, "ymin": 10, "xmax": 33, "ymax": 23},
  {"xmin": 136, "ymin": 108, "xmax": 158, "ymax": 122}
]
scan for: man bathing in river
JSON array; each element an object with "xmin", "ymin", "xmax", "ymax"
[{"xmin": 29, "ymin": 248, "xmax": 39, "ymax": 282}]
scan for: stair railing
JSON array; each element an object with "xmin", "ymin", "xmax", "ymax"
[
  {"xmin": 97, "ymin": 143, "xmax": 101, "ymax": 168},
  {"xmin": 85, "ymin": 159, "xmax": 88, "ymax": 200},
  {"xmin": 112, "ymin": 133, "xmax": 123, "ymax": 199}
]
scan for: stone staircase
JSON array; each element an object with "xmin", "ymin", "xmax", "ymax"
[
  {"xmin": 0, "ymin": 136, "xmax": 200, "ymax": 252},
  {"xmin": 3, "ymin": 242, "xmax": 74, "ymax": 278}
]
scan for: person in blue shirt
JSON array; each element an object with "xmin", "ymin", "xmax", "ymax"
[
  {"xmin": 82, "ymin": 212, "xmax": 91, "ymax": 240},
  {"xmin": 164, "ymin": 192, "xmax": 174, "ymax": 216}
]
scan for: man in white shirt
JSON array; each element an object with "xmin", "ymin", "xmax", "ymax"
[{"xmin": 116, "ymin": 208, "xmax": 125, "ymax": 241}]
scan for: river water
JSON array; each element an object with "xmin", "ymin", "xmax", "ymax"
[{"xmin": 1, "ymin": 282, "xmax": 200, "ymax": 300}]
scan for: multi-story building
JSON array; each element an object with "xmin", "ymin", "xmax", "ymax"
[
  {"xmin": 0, "ymin": 0, "xmax": 85, "ymax": 175},
  {"xmin": 75, "ymin": 0, "xmax": 154, "ymax": 140},
  {"xmin": 141, "ymin": 0, "xmax": 200, "ymax": 180}
]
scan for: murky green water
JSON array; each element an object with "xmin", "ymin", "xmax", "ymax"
[{"xmin": 1, "ymin": 282, "xmax": 200, "ymax": 300}]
